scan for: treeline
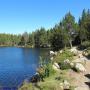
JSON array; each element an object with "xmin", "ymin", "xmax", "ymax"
[
  {"xmin": 0, "ymin": 34, "xmax": 21, "ymax": 46},
  {"xmin": 0, "ymin": 9, "xmax": 90, "ymax": 50}
]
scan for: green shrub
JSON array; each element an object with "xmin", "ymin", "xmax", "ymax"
[
  {"xmin": 18, "ymin": 83, "xmax": 33, "ymax": 90},
  {"xmin": 46, "ymin": 63, "xmax": 56, "ymax": 76},
  {"xmin": 54, "ymin": 49, "xmax": 74, "ymax": 63},
  {"xmin": 59, "ymin": 62, "xmax": 71, "ymax": 70},
  {"xmin": 87, "ymin": 47, "xmax": 90, "ymax": 56},
  {"xmin": 53, "ymin": 49, "xmax": 74, "ymax": 70},
  {"xmin": 81, "ymin": 41, "xmax": 90, "ymax": 49}
]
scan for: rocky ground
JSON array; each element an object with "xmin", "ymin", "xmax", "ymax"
[{"xmin": 68, "ymin": 50, "xmax": 90, "ymax": 90}]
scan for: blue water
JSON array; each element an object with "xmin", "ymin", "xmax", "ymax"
[{"xmin": 0, "ymin": 47, "xmax": 48, "ymax": 89}]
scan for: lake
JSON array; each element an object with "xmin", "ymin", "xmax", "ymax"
[{"xmin": 0, "ymin": 47, "xmax": 49, "ymax": 90}]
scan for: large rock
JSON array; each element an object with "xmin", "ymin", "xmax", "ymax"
[{"xmin": 75, "ymin": 63, "xmax": 86, "ymax": 72}]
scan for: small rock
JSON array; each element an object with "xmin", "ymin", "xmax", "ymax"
[
  {"xmin": 50, "ymin": 51, "xmax": 54, "ymax": 55},
  {"xmin": 82, "ymin": 51, "xmax": 88, "ymax": 56},
  {"xmin": 50, "ymin": 57, "xmax": 53, "ymax": 61},
  {"xmin": 70, "ymin": 47, "xmax": 78, "ymax": 56},
  {"xmin": 54, "ymin": 62, "xmax": 60, "ymax": 69},
  {"xmin": 53, "ymin": 65, "xmax": 59, "ymax": 71},
  {"xmin": 59, "ymin": 50, "xmax": 63, "ymax": 54},
  {"xmin": 70, "ymin": 62, "xmax": 74, "ymax": 68},
  {"xmin": 63, "ymin": 80, "xmax": 70, "ymax": 89},
  {"xmin": 59, "ymin": 83, "xmax": 64, "ymax": 90},
  {"xmin": 53, "ymin": 62, "xmax": 60, "ymax": 71},
  {"xmin": 60, "ymin": 80, "xmax": 70, "ymax": 90},
  {"xmin": 78, "ymin": 53, "xmax": 83, "ymax": 58},
  {"xmin": 64, "ymin": 59, "xmax": 70, "ymax": 64},
  {"xmin": 54, "ymin": 51, "xmax": 57, "ymax": 56}
]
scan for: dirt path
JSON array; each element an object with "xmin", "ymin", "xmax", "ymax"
[{"xmin": 68, "ymin": 50, "xmax": 90, "ymax": 90}]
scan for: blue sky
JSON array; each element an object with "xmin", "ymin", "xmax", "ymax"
[{"xmin": 0, "ymin": 0, "xmax": 90, "ymax": 34}]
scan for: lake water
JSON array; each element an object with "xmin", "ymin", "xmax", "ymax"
[{"xmin": 0, "ymin": 47, "xmax": 49, "ymax": 90}]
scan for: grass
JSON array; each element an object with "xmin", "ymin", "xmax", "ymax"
[
  {"xmin": 34, "ymin": 70, "xmax": 68, "ymax": 90},
  {"xmin": 18, "ymin": 69, "xmax": 73, "ymax": 90},
  {"xmin": 53, "ymin": 49, "xmax": 74, "ymax": 70},
  {"xmin": 19, "ymin": 69, "xmax": 73, "ymax": 89},
  {"xmin": 36, "ymin": 65, "xmax": 61, "ymax": 90},
  {"xmin": 54, "ymin": 49, "xmax": 74, "ymax": 63}
]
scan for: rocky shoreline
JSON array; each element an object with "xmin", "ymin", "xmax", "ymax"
[{"xmin": 19, "ymin": 47, "xmax": 90, "ymax": 90}]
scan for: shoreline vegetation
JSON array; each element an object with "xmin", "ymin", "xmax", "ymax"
[
  {"xmin": 18, "ymin": 47, "xmax": 90, "ymax": 90},
  {"xmin": 0, "ymin": 45, "xmax": 34, "ymax": 48}
]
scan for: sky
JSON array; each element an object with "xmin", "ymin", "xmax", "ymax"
[{"xmin": 0, "ymin": 0, "xmax": 90, "ymax": 34}]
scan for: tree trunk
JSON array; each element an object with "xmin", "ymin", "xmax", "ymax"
[
  {"xmin": 64, "ymin": 44, "xmax": 67, "ymax": 50},
  {"xmin": 69, "ymin": 40, "xmax": 72, "ymax": 49},
  {"xmin": 81, "ymin": 39, "xmax": 83, "ymax": 45}
]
